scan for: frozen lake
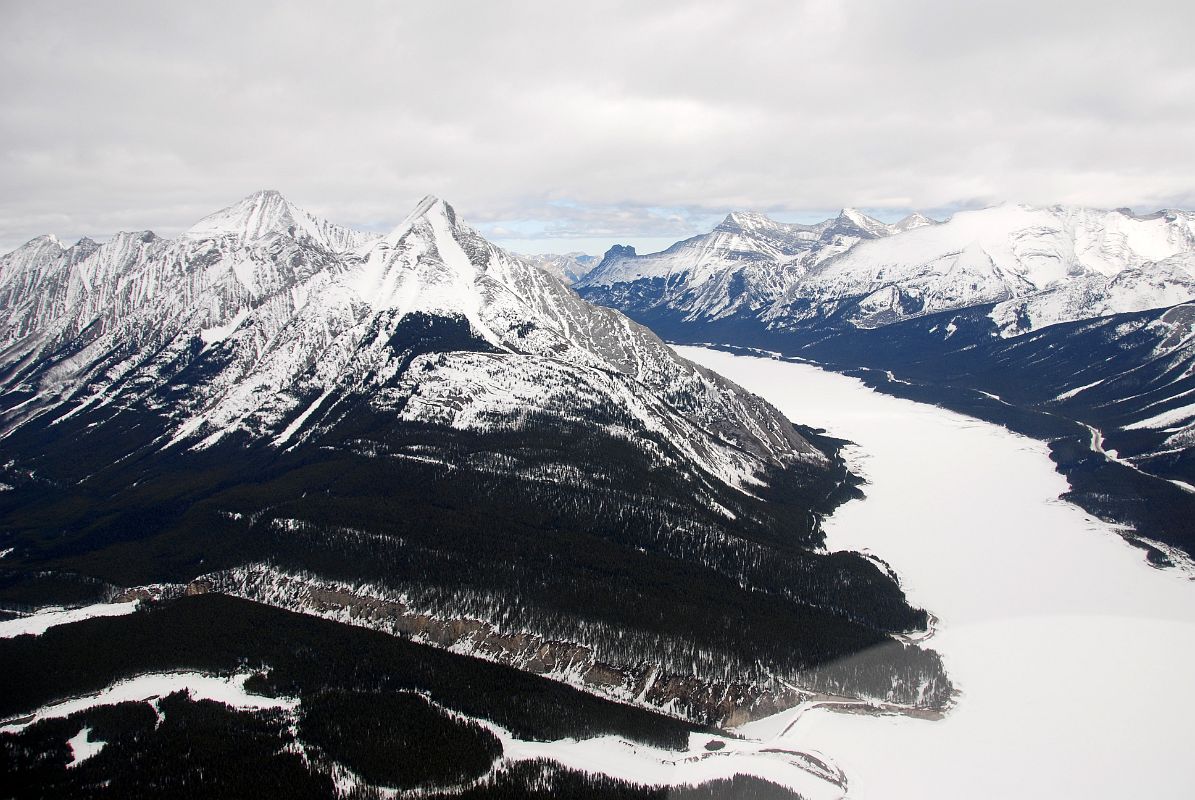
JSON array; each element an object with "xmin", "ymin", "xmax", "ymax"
[{"xmin": 679, "ymin": 347, "xmax": 1195, "ymax": 800}]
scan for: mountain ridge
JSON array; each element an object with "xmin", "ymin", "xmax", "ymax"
[
  {"xmin": 0, "ymin": 190, "xmax": 946, "ymax": 727},
  {"xmin": 574, "ymin": 201, "xmax": 1195, "ymax": 563}
]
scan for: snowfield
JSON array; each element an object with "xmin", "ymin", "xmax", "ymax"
[
  {"xmin": 679, "ymin": 346, "xmax": 1195, "ymax": 800},
  {"xmin": 0, "ymin": 600, "xmax": 139, "ymax": 638},
  {"xmin": 0, "ymin": 671, "xmax": 299, "ymax": 735}
]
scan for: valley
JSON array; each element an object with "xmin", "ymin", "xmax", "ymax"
[{"xmin": 682, "ymin": 347, "xmax": 1195, "ymax": 799}]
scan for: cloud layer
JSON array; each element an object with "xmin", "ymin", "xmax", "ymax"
[{"xmin": 2, "ymin": 0, "xmax": 1193, "ymax": 253}]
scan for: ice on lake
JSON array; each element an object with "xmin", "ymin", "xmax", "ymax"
[{"xmin": 679, "ymin": 346, "xmax": 1195, "ymax": 800}]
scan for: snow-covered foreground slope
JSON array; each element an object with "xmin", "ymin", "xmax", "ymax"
[
  {"xmin": 0, "ymin": 671, "xmax": 298, "ymax": 735},
  {"xmin": 680, "ymin": 347, "xmax": 1195, "ymax": 800}
]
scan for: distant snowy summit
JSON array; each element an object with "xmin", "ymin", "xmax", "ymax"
[
  {"xmin": 183, "ymin": 189, "xmax": 379, "ymax": 253},
  {"xmin": 578, "ymin": 203, "xmax": 1195, "ymax": 334},
  {"xmin": 575, "ymin": 202, "xmax": 1195, "ymax": 564},
  {"xmin": 581, "ymin": 206, "xmax": 931, "ymax": 293}
]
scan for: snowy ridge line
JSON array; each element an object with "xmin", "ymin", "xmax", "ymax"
[
  {"xmin": 193, "ymin": 565, "xmax": 801, "ymax": 726},
  {"xmin": 324, "ymin": 687, "xmax": 847, "ymax": 800},
  {"xmin": 0, "ymin": 190, "xmax": 829, "ymax": 506},
  {"xmin": 584, "ymin": 203, "xmax": 1195, "ymax": 336}
]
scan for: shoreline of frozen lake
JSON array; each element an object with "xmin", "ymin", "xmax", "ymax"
[{"xmin": 679, "ymin": 346, "xmax": 1195, "ymax": 800}]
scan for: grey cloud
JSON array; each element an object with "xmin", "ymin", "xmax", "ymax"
[{"xmin": 1, "ymin": 0, "xmax": 1193, "ymax": 253}]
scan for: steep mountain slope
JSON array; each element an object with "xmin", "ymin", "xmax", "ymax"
[
  {"xmin": 0, "ymin": 192, "xmax": 946, "ymax": 725},
  {"xmin": 578, "ymin": 204, "xmax": 1195, "ymax": 563}
]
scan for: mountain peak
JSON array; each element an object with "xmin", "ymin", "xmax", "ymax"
[
  {"xmin": 718, "ymin": 211, "xmax": 782, "ymax": 234},
  {"xmin": 185, "ymin": 189, "xmax": 299, "ymax": 243},
  {"xmin": 410, "ymin": 194, "xmax": 458, "ymax": 224},
  {"xmin": 834, "ymin": 207, "xmax": 894, "ymax": 238},
  {"xmin": 10, "ymin": 234, "xmax": 67, "ymax": 255},
  {"xmin": 383, "ymin": 195, "xmax": 463, "ymax": 245},
  {"xmin": 601, "ymin": 243, "xmax": 637, "ymax": 260},
  {"xmin": 838, "ymin": 207, "xmax": 877, "ymax": 224},
  {"xmin": 894, "ymin": 211, "xmax": 937, "ymax": 231},
  {"xmin": 184, "ymin": 190, "xmax": 375, "ymax": 254}
]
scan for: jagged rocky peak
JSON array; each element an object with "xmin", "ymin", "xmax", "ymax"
[
  {"xmin": 406, "ymin": 193, "xmax": 452, "ymax": 222},
  {"xmin": 349, "ymin": 194, "xmax": 499, "ymax": 328},
  {"xmin": 0, "ymin": 233, "xmax": 96, "ymax": 288},
  {"xmin": 10, "ymin": 233, "xmax": 66, "ymax": 258},
  {"xmin": 112, "ymin": 230, "xmax": 160, "ymax": 245},
  {"xmin": 598, "ymin": 243, "xmax": 637, "ymax": 264},
  {"xmin": 382, "ymin": 194, "xmax": 459, "ymax": 242}
]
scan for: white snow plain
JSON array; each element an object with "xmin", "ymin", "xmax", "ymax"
[{"xmin": 678, "ymin": 346, "xmax": 1195, "ymax": 800}]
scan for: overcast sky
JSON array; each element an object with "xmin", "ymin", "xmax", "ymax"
[{"xmin": 2, "ymin": 0, "xmax": 1194, "ymax": 254}]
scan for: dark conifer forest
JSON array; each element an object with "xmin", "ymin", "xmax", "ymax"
[{"xmin": 0, "ymin": 315, "xmax": 947, "ymax": 796}]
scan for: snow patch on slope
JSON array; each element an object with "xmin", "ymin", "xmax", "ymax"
[
  {"xmin": 0, "ymin": 601, "xmax": 139, "ymax": 638},
  {"xmin": 0, "ymin": 671, "xmax": 298, "ymax": 734}
]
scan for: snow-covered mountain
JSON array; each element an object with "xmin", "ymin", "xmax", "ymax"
[
  {"xmin": 577, "ymin": 202, "xmax": 1195, "ymax": 562},
  {"xmin": 783, "ymin": 204, "xmax": 1195, "ymax": 332},
  {"xmin": 578, "ymin": 207, "xmax": 913, "ymax": 322},
  {"xmin": 581, "ymin": 207, "xmax": 902, "ymax": 289},
  {"xmin": 183, "ymin": 189, "xmax": 379, "ymax": 253},
  {"xmin": 519, "ymin": 251, "xmax": 599, "ymax": 285},
  {"xmin": 580, "ymin": 203, "xmax": 1195, "ymax": 334},
  {"xmin": 0, "ymin": 191, "xmax": 942, "ymax": 725},
  {"xmin": 0, "ymin": 191, "xmax": 823, "ymax": 490}
]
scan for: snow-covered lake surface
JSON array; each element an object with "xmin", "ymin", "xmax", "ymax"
[{"xmin": 678, "ymin": 347, "xmax": 1195, "ymax": 800}]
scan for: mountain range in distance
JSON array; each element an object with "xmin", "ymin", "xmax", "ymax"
[{"xmin": 567, "ymin": 202, "xmax": 1195, "ymax": 566}]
